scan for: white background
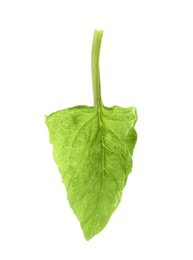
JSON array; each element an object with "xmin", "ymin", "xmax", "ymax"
[{"xmin": 0, "ymin": 0, "xmax": 193, "ymax": 259}]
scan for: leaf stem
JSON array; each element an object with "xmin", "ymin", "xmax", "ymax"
[{"xmin": 91, "ymin": 29, "xmax": 103, "ymax": 106}]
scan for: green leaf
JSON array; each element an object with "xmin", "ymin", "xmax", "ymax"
[{"xmin": 45, "ymin": 30, "xmax": 137, "ymax": 240}]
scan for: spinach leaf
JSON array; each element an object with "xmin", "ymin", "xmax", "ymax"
[{"xmin": 45, "ymin": 30, "xmax": 137, "ymax": 240}]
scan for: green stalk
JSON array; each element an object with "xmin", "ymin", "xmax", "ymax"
[{"xmin": 91, "ymin": 29, "xmax": 103, "ymax": 106}]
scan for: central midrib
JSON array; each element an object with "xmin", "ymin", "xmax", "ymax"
[{"xmin": 92, "ymin": 103, "xmax": 105, "ymax": 224}]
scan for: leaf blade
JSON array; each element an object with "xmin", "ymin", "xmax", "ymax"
[{"xmin": 46, "ymin": 103, "xmax": 137, "ymax": 240}]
